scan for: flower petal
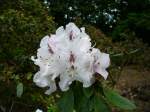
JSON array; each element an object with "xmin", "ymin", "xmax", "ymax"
[
  {"xmin": 76, "ymin": 70, "xmax": 94, "ymax": 87},
  {"xmin": 59, "ymin": 74, "xmax": 74, "ymax": 91},
  {"xmin": 56, "ymin": 26, "xmax": 64, "ymax": 36},
  {"xmin": 65, "ymin": 22, "xmax": 80, "ymax": 36},
  {"xmin": 40, "ymin": 35, "xmax": 50, "ymax": 47},
  {"xmin": 99, "ymin": 53, "xmax": 110, "ymax": 68},
  {"xmin": 94, "ymin": 66, "xmax": 109, "ymax": 80},
  {"xmin": 91, "ymin": 48, "xmax": 110, "ymax": 79},
  {"xmin": 33, "ymin": 72, "xmax": 49, "ymax": 87},
  {"xmin": 45, "ymin": 81, "xmax": 57, "ymax": 95}
]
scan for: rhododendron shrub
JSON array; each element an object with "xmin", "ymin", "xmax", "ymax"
[{"xmin": 32, "ymin": 23, "xmax": 136, "ymax": 112}]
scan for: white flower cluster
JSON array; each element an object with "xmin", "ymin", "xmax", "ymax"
[{"xmin": 31, "ymin": 23, "xmax": 110, "ymax": 95}]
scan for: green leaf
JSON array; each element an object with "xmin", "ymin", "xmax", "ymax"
[
  {"xmin": 47, "ymin": 105, "xmax": 58, "ymax": 112},
  {"xmin": 83, "ymin": 87, "xmax": 93, "ymax": 98},
  {"xmin": 104, "ymin": 88, "xmax": 136, "ymax": 110},
  {"xmin": 73, "ymin": 83, "xmax": 91, "ymax": 112},
  {"xmin": 57, "ymin": 89, "xmax": 74, "ymax": 112},
  {"xmin": 94, "ymin": 94, "xmax": 111, "ymax": 112},
  {"xmin": 16, "ymin": 82, "xmax": 23, "ymax": 98},
  {"xmin": 75, "ymin": 95, "xmax": 90, "ymax": 112}
]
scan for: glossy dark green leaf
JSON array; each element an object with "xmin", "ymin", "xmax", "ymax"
[
  {"xmin": 104, "ymin": 88, "xmax": 136, "ymax": 110},
  {"xmin": 57, "ymin": 89, "xmax": 74, "ymax": 112},
  {"xmin": 76, "ymin": 95, "xmax": 91, "ymax": 112},
  {"xmin": 83, "ymin": 87, "xmax": 93, "ymax": 98},
  {"xmin": 16, "ymin": 82, "xmax": 23, "ymax": 98},
  {"xmin": 94, "ymin": 94, "xmax": 111, "ymax": 112},
  {"xmin": 73, "ymin": 83, "xmax": 91, "ymax": 112}
]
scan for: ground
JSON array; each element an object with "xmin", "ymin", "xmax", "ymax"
[{"xmin": 115, "ymin": 66, "xmax": 150, "ymax": 112}]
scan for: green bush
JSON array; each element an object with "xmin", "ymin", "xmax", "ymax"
[
  {"xmin": 112, "ymin": 13, "xmax": 150, "ymax": 43},
  {"xmin": 0, "ymin": 0, "xmax": 56, "ymax": 111},
  {"xmin": 0, "ymin": 0, "xmax": 56, "ymax": 73}
]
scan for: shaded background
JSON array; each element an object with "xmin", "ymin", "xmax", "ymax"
[{"xmin": 0, "ymin": 0, "xmax": 150, "ymax": 112}]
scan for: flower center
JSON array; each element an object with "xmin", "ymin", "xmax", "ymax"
[{"xmin": 67, "ymin": 65, "xmax": 77, "ymax": 78}]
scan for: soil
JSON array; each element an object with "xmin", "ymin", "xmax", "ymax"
[{"xmin": 115, "ymin": 66, "xmax": 150, "ymax": 112}]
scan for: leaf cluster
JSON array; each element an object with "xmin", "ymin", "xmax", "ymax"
[{"xmin": 57, "ymin": 82, "xmax": 136, "ymax": 112}]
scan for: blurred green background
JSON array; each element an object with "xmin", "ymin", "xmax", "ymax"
[{"xmin": 0, "ymin": 0, "xmax": 150, "ymax": 112}]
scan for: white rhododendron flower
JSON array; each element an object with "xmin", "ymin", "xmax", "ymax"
[{"xmin": 31, "ymin": 22, "xmax": 110, "ymax": 94}]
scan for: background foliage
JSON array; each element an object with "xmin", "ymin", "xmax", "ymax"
[
  {"xmin": 0, "ymin": 0, "xmax": 56, "ymax": 111},
  {"xmin": 0, "ymin": 0, "xmax": 150, "ymax": 112}
]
